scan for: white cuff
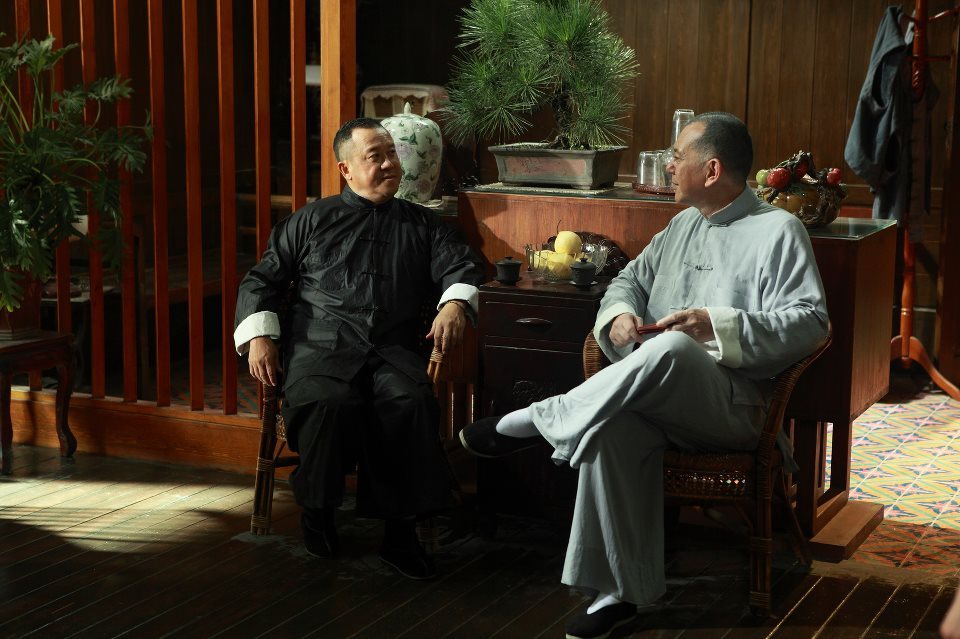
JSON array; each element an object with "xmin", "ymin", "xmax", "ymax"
[
  {"xmin": 438, "ymin": 282, "xmax": 479, "ymax": 316},
  {"xmin": 706, "ymin": 306, "xmax": 741, "ymax": 368},
  {"xmin": 234, "ymin": 311, "xmax": 281, "ymax": 354},
  {"xmin": 594, "ymin": 302, "xmax": 637, "ymax": 362}
]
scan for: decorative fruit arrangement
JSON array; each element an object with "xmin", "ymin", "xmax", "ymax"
[
  {"xmin": 530, "ymin": 230, "xmax": 583, "ymax": 279},
  {"xmin": 755, "ymin": 151, "xmax": 847, "ymax": 227}
]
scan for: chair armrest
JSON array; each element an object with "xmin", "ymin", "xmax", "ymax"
[{"xmin": 583, "ymin": 331, "xmax": 612, "ymax": 380}]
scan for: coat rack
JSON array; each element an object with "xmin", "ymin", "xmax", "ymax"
[{"xmin": 892, "ymin": 0, "xmax": 960, "ymax": 399}]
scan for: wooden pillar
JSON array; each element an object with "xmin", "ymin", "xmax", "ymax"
[{"xmin": 320, "ymin": 0, "xmax": 356, "ymax": 197}]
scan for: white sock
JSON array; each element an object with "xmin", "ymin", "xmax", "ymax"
[
  {"xmin": 587, "ymin": 593, "xmax": 622, "ymax": 615},
  {"xmin": 494, "ymin": 407, "xmax": 539, "ymax": 438}
]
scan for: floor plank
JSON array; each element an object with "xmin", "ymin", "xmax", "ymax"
[
  {"xmin": 867, "ymin": 582, "xmax": 943, "ymax": 638},
  {"xmin": 0, "ymin": 445, "xmax": 956, "ymax": 639}
]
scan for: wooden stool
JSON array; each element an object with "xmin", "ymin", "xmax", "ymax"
[{"xmin": 0, "ymin": 331, "xmax": 77, "ymax": 474}]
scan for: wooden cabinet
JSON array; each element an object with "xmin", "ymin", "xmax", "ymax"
[{"xmin": 477, "ymin": 278, "xmax": 607, "ymax": 521}]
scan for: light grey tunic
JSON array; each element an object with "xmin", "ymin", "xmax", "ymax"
[{"xmin": 528, "ymin": 187, "xmax": 829, "ymax": 604}]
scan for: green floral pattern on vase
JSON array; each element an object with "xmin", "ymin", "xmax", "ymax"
[{"xmin": 380, "ymin": 103, "xmax": 442, "ymax": 204}]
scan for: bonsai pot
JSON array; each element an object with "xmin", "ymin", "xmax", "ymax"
[{"xmin": 489, "ymin": 143, "xmax": 626, "ymax": 190}]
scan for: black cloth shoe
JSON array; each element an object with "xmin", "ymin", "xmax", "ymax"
[
  {"xmin": 565, "ymin": 602, "xmax": 638, "ymax": 639},
  {"xmin": 458, "ymin": 414, "xmax": 542, "ymax": 458},
  {"xmin": 302, "ymin": 507, "xmax": 339, "ymax": 558},
  {"xmin": 379, "ymin": 518, "xmax": 436, "ymax": 580}
]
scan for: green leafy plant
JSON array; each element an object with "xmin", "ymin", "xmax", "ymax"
[
  {"xmin": 443, "ymin": 0, "xmax": 638, "ymax": 150},
  {"xmin": 0, "ymin": 34, "xmax": 151, "ymax": 311}
]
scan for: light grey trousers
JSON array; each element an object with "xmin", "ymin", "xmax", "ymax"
[{"xmin": 528, "ymin": 331, "xmax": 764, "ymax": 605}]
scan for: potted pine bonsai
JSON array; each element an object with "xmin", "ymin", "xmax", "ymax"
[
  {"xmin": 442, "ymin": 0, "xmax": 637, "ymax": 189},
  {"xmin": 0, "ymin": 35, "xmax": 150, "ymax": 337}
]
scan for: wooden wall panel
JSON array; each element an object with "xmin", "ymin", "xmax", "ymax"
[
  {"xmin": 809, "ymin": 1, "xmax": 854, "ymax": 176},
  {"xmin": 696, "ymin": 0, "xmax": 750, "ymax": 116},
  {"xmin": 747, "ymin": 0, "xmax": 785, "ymax": 175},
  {"xmin": 605, "ymin": 0, "xmax": 643, "ymax": 174},
  {"xmin": 774, "ymin": 0, "xmax": 819, "ymax": 167},
  {"xmin": 664, "ymin": 0, "xmax": 702, "ymax": 127},
  {"xmin": 628, "ymin": 0, "xmax": 674, "ymax": 156}
]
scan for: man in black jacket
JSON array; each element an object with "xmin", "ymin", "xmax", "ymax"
[{"xmin": 235, "ymin": 118, "xmax": 484, "ymax": 579}]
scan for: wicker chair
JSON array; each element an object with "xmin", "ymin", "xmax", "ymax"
[
  {"xmin": 581, "ymin": 328, "xmax": 831, "ymax": 616},
  {"xmin": 250, "ymin": 316, "xmax": 447, "ymax": 537}
]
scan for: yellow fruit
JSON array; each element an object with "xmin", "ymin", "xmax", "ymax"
[
  {"xmin": 554, "ymin": 231, "xmax": 582, "ymax": 256},
  {"xmin": 545, "ymin": 252, "xmax": 574, "ymax": 278}
]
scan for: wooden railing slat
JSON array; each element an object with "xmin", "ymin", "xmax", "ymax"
[
  {"xmin": 17, "ymin": 0, "xmax": 37, "ymax": 368},
  {"xmin": 182, "ymin": 0, "xmax": 204, "ymax": 411},
  {"xmin": 47, "ymin": 0, "xmax": 72, "ymax": 336},
  {"xmin": 291, "ymin": 1, "xmax": 306, "ymax": 211},
  {"xmin": 320, "ymin": 0, "xmax": 356, "ymax": 197},
  {"xmin": 148, "ymin": 0, "xmax": 171, "ymax": 406},
  {"xmin": 14, "ymin": 0, "xmax": 31, "ymax": 124},
  {"xmin": 218, "ymin": 0, "xmax": 238, "ymax": 415},
  {"xmin": 254, "ymin": 0, "xmax": 271, "ymax": 256},
  {"xmin": 80, "ymin": 0, "xmax": 106, "ymax": 399},
  {"xmin": 113, "ymin": 0, "xmax": 137, "ymax": 403}
]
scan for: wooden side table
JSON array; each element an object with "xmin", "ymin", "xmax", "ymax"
[
  {"xmin": 477, "ymin": 278, "xmax": 608, "ymax": 521},
  {"xmin": 0, "ymin": 331, "xmax": 76, "ymax": 474}
]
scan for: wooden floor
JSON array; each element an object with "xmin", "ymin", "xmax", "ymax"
[{"xmin": 0, "ymin": 445, "xmax": 955, "ymax": 639}]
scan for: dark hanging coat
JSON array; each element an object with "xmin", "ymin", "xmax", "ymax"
[
  {"xmin": 235, "ymin": 186, "xmax": 485, "ymax": 390},
  {"xmin": 844, "ymin": 5, "xmax": 912, "ymax": 221}
]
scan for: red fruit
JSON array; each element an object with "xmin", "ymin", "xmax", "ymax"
[
  {"xmin": 794, "ymin": 160, "xmax": 809, "ymax": 179},
  {"xmin": 767, "ymin": 167, "xmax": 790, "ymax": 190},
  {"xmin": 826, "ymin": 167, "xmax": 842, "ymax": 186}
]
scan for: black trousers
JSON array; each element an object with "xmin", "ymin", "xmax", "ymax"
[{"xmin": 281, "ymin": 353, "xmax": 455, "ymax": 519}]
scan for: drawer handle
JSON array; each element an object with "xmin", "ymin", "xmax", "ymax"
[{"xmin": 516, "ymin": 317, "xmax": 552, "ymax": 327}]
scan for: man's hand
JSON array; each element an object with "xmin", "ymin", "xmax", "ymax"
[
  {"xmin": 248, "ymin": 336, "xmax": 282, "ymax": 387},
  {"xmin": 609, "ymin": 313, "xmax": 645, "ymax": 348},
  {"xmin": 426, "ymin": 301, "xmax": 466, "ymax": 353},
  {"xmin": 658, "ymin": 308, "xmax": 715, "ymax": 342}
]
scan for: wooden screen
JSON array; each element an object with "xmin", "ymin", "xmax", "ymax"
[{"xmin": 5, "ymin": 2, "xmax": 355, "ymax": 418}]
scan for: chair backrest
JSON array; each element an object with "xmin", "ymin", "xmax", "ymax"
[{"xmin": 754, "ymin": 326, "xmax": 832, "ymax": 458}]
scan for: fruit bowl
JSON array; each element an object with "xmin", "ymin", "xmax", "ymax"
[
  {"xmin": 525, "ymin": 242, "xmax": 609, "ymax": 281},
  {"xmin": 756, "ymin": 182, "xmax": 843, "ymax": 228},
  {"xmin": 754, "ymin": 150, "xmax": 847, "ymax": 228}
]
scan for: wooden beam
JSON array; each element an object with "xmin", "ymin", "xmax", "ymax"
[{"xmin": 320, "ymin": 0, "xmax": 356, "ymax": 197}]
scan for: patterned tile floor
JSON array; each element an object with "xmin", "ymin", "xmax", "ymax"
[{"xmin": 845, "ymin": 369, "xmax": 960, "ymax": 575}]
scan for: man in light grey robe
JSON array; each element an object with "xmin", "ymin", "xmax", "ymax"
[{"xmin": 460, "ymin": 112, "xmax": 829, "ymax": 639}]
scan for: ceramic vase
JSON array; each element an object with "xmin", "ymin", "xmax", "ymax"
[{"xmin": 380, "ymin": 102, "xmax": 442, "ymax": 204}]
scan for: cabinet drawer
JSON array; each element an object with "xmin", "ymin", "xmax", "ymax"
[{"xmin": 481, "ymin": 300, "xmax": 595, "ymax": 343}]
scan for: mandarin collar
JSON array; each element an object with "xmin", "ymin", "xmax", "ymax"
[
  {"xmin": 341, "ymin": 186, "xmax": 395, "ymax": 211},
  {"xmin": 704, "ymin": 187, "xmax": 758, "ymax": 226}
]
